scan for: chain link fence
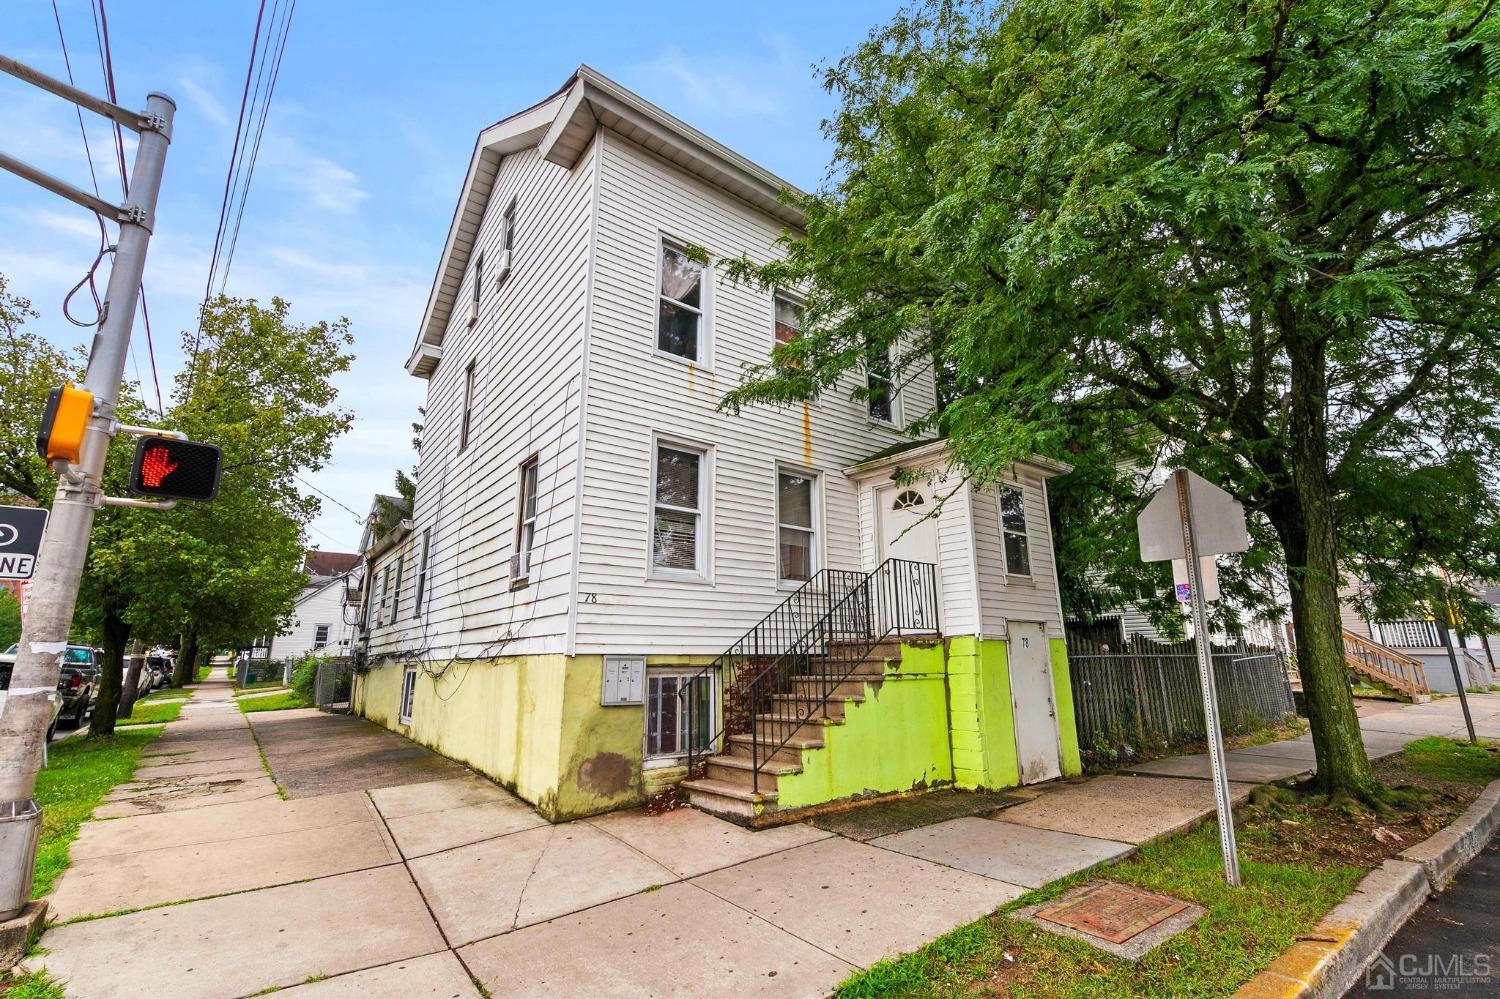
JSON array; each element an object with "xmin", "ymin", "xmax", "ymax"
[{"xmin": 1066, "ymin": 633, "xmax": 1296, "ymax": 766}]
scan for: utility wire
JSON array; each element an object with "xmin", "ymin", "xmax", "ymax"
[
  {"xmin": 193, "ymin": 0, "xmax": 268, "ymax": 375},
  {"xmin": 219, "ymin": 0, "xmax": 296, "ymax": 294},
  {"xmin": 51, "ymin": 0, "xmax": 111, "ymax": 331},
  {"xmin": 293, "ymin": 474, "xmax": 366, "ymax": 524}
]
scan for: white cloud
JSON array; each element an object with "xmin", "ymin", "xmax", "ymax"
[
  {"xmin": 262, "ymin": 135, "xmax": 369, "ymax": 215},
  {"xmin": 632, "ymin": 45, "xmax": 787, "ymax": 118}
]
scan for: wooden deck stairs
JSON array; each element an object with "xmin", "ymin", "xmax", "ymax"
[{"xmin": 1288, "ymin": 625, "xmax": 1430, "ymax": 702}]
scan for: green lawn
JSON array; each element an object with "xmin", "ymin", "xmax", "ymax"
[
  {"xmin": 33, "ymin": 727, "xmax": 161, "ymax": 898},
  {"xmin": 116, "ymin": 700, "xmax": 184, "ymax": 727},
  {"xmin": 1399, "ymin": 736, "xmax": 1500, "ymax": 784},
  {"xmin": 237, "ymin": 690, "xmax": 312, "ymax": 713},
  {"xmin": 140, "ymin": 685, "xmax": 195, "ymax": 702},
  {"xmin": 837, "ymin": 820, "xmax": 1361, "ymax": 999}
]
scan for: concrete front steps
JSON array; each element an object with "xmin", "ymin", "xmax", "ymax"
[{"xmin": 681, "ymin": 640, "xmax": 905, "ymax": 822}]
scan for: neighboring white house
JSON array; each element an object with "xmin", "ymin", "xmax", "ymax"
[
  {"xmin": 352, "ymin": 67, "xmax": 1083, "ymax": 823},
  {"xmin": 269, "ymin": 551, "xmax": 360, "ymax": 663}
]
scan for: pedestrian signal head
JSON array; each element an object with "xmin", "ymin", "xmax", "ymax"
[{"xmin": 128, "ymin": 437, "xmax": 222, "ymax": 502}]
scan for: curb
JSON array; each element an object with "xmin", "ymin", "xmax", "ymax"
[{"xmin": 1234, "ymin": 776, "xmax": 1500, "ymax": 999}]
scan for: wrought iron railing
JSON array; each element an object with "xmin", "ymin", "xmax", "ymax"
[{"xmin": 684, "ymin": 558, "xmax": 939, "ymax": 792}]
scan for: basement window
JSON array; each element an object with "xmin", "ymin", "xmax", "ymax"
[
  {"xmin": 399, "ymin": 666, "xmax": 417, "ymax": 725},
  {"xmin": 645, "ymin": 668, "xmax": 714, "ymax": 762}
]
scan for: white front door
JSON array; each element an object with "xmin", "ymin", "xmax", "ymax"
[
  {"xmin": 877, "ymin": 484, "xmax": 939, "ymax": 564},
  {"xmin": 1009, "ymin": 621, "xmax": 1062, "ymax": 784}
]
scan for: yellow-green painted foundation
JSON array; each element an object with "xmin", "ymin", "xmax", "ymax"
[{"xmin": 354, "ymin": 635, "xmax": 1083, "ymax": 820}]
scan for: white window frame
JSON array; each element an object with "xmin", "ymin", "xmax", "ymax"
[
  {"xmin": 459, "ymin": 359, "xmax": 476, "ymax": 452},
  {"xmin": 512, "ymin": 455, "xmax": 539, "ymax": 587},
  {"xmin": 647, "ymin": 437, "xmax": 712, "ymax": 583},
  {"xmin": 313, "ymin": 624, "xmax": 330, "ymax": 647},
  {"xmin": 653, "ymin": 235, "xmax": 712, "ymax": 369},
  {"xmin": 378, "ymin": 565, "xmax": 392, "ymax": 626},
  {"xmin": 391, "ymin": 550, "xmax": 404, "ymax": 620},
  {"xmin": 399, "ymin": 666, "xmax": 417, "ymax": 725},
  {"xmin": 772, "ymin": 290, "xmax": 804, "ymax": 349},
  {"xmin": 643, "ymin": 666, "xmax": 717, "ymax": 765},
  {"xmin": 414, "ymin": 528, "xmax": 430, "ymax": 618},
  {"xmin": 866, "ymin": 343, "xmax": 899, "ymax": 427},
  {"xmin": 774, "ymin": 464, "xmax": 820, "ymax": 589},
  {"xmin": 998, "ymin": 482, "xmax": 1033, "ymax": 579},
  {"xmin": 473, "ymin": 250, "xmax": 484, "ymax": 306}
]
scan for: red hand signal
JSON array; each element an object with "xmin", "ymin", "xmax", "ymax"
[{"xmin": 140, "ymin": 445, "xmax": 179, "ymax": 488}]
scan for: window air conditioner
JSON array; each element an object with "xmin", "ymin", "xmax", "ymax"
[
  {"xmin": 510, "ymin": 549, "xmax": 531, "ymax": 579},
  {"xmin": 493, "ymin": 249, "xmax": 512, "ymax": 289},
  {"xmin": 466, "ymin": 296, "xmax": 478, "ymax": 328}
]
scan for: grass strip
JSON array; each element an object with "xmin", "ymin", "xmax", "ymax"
[
  {"xmin": 140, "ymin": 685, "xmax": 196, "ymax": 702},
  {"xmin": 1398, "ymin": 736, "xmax": 1500, "ymax": 784},
  {"xmin": 116, "ymin": 700, "xmax": 185, "ymax": 727},
  {"xmin": 238, "ymin": 690, "xmax": 312, "ymax": 713},
  {"xmin": 32, "ymin": 727, "xmax": 161, "ymax": 898}
]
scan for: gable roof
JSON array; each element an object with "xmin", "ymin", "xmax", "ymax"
[
  {"xmin": 407, "ymin": 65, "xmax": 807, "ymax": 377},
  {"xmin": 303, "ymin": 550, "xmax": 360, "ymax": 578}
]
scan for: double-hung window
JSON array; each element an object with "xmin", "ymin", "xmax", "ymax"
[
  {"xmin": 657, "ymin": 242, "xmax": 705, "ymax": 362},
  {"xmin": 399, "ymin": 667, "xmax": 417, "ymax": 724},
  {"xmin": 867, "ymin": 343, "xmax": 895, "ymax": 424},
  {"xmin": 469, "ymin": 251, "xmax": 483, "ymax": 326},
  {"xmin": 645, "ymin": 669, "xmax": 714, "ymax": 761},
  {"xmin": 512, "ymin": 457, "xmax": 539, "ymax": 584},
  {"xmin": 391, "ymin": 551, "xmax": 404, "ymax": 619},
  {"xmin": 773, "ymin": 293, "xmax": 802, "ymax": 346},
  {"xmin": 1000, "ymin": 484, "xmax": 1032, "ymax": 576},
  {"xmin": 459, "ymin": 360, "xmax": 476, "ymax": 452},
  {"xmin": 776, "ymin": 469, "xmax": 817, "ymax": 585},
  {"xmin": 414, "ymin": 528, "xmax": 431, "ymax": 617},
  {"xmin": 378, "ymin": 565, "xmax": 392, "ymax": 626},
  {"xmin": 651, "ymin": 443, "xmax": 706, "ymax": 576}
]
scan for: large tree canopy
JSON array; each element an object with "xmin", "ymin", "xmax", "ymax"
[{"xmin": 722, "ymin": 0, "xmax": 1500, "ymax": 801}]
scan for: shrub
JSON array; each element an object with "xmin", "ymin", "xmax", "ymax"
[{"xmin": 291, "ymin": 654, "xmax": 325, "ymax": 700}]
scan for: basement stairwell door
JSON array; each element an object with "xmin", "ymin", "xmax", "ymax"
[{"xmin": 1009, "ymin": 621, "xmax": 1062, "ymax": 784}]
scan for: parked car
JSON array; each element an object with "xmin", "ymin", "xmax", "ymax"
[
  {"xmin": 0, "ymin": 645, "xmax": 65, "ymax": 742},
  {"xmin": 1, "ymin": 643, "xmax": 97, "ymax": 740},
  {"xmin": 146, "ymin": 652, "xmax": 175, "ymax": 689}
]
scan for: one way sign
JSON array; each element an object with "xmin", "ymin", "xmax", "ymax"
[{"xmin": 0, "ymin": 506, "xmax": 48, "ymax": 580}]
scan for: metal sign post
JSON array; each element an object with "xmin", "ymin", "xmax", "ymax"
[{"xmin": 1139, "ymin": 469, "xmax": 1250, "ymax": 886}]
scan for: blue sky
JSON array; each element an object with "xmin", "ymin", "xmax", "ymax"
[{"xmin": 2, "ymin": 0, "xmax": 897, "ymax": 552}]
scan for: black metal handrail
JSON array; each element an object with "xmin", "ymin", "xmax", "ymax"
[{"xmin": 684, "ymin": 558, "xmax": 939, "ymax": 793}]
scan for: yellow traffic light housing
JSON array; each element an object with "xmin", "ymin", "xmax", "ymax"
[{"xmin": 36, "ymin": 383, "xmax": 93, "ymax": 464}]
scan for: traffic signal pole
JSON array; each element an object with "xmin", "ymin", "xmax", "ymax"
[{"xmin": 0, "ymin": 56, "xmax": 173, "ymax": 918}]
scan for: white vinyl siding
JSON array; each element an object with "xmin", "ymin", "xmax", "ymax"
[
  {"xmin": 971, "ymin": 469, "xmax": 1066, "ymax": 639},
  {"xmin": 572, "ymin": 131, "xmax": 938, "ymax": 655},
  {"xmin": 371, "ymin": 139, "xmax": 598, "ymax": 661}
]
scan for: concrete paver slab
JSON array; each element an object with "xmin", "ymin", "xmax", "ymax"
[
  {"xmin": 128, "ymin": 754, "xmax": 264, "ymax": 778},
  {"xmin": 369, "ymin": 776, "xmax": 517, "ymax": 820},
  {"xmin": 586, "ymin": 806, "xmax": 831, "ymax": 878},
  {"xmin": 275, "ymin": 951, "xmax": 479, "ymax": 999},
  {"xmin": 31, "ymin": 866, "xmax": 445, "ymax": 999},
  {"xmin": 1125, "ymin": 752, "xmax": 1311, "ymax": 783},
  {"xmin": 50, "ymin": 815, "xmax": 399, "ymax": 920},
  {"xmin": 1227, "ymin": 738, "xmax": 1319, "ymax": 761},
  {"xmin": 409, "ymin": 822, "xmax": 677, "ymax": 945},
  {"xmin": 459, "ymin": 881, "xmax": 853, "ymax": 998},
  {"xmin": 997, "ymin": 775, "xmax": 1254, "ymax": 844},
  {"xmin": 872, "ymin": 817, "xmax": 1133, "ymax": 888},
  {"xmin": 93, "ymin": 784, "xmax": 281, "ymax": 819},
  {"xmin": 693, "ymin": 836, "xmax": 1024, "ymax": 967},
  {"xmin": 386, "ymin": 798, "xmax": 549, "ymax": 858},
  {"xmin": 250, "ymin": 712, "xmax": 472, "ymax": 798},
  {"xmin": 71, "ymin": 790, "xmax": 374, "ymax": 859},
  {"xmin": 805, "ymin": 788, "xmax": 1033, "ymax": 841}
]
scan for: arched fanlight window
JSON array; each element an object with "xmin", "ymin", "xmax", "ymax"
[{"xmin": 893, "ymin": 489, "xmax": 925, "ymax": 512}]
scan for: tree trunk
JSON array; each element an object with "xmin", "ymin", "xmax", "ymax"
[
  {"xmin": 173, "ymin": 631, "xmax": 198, "ymax": 687},
  {"xmin": 1275, "ymin": 334, "xmax": 1380, "ymax": 801},
  {"xmin": 89, "ymin": 610, "xmax": 129, "ymax": 737},
  {"xmin": 119, "ymin": 639, "xmax": 144, "ymax": 718}
]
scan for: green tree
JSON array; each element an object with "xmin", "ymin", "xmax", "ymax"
[
  {"xmin": 0, "ymin": 588, "xmax": 20, "ymax": 649},
  {"xmin": 721, "ymin": 0, "xmax": 1500, "ymax": 802},
  {"xmin": 0, "ymin": 274, "xmax": 78, "ymax": 502}
]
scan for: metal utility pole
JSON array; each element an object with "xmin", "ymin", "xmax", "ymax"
[
  {"xmin": 0, "ymin": 54, "xmax": 173, "ymax": 919},
  {"xmin": 1433, "ymin": 592, "xmax": 1478, "ymax": 744}
]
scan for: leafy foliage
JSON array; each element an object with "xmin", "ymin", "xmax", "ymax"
[{"xmin": 720, "ymin": 0, "xmax": 1500, "ymax": 798}]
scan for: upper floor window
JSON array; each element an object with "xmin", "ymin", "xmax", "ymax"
[
  {"xmin": 414, "ymin": 528, "xmax": 431, "ymax": 617},
  {"xmin": 502, "ymin": 202, "xmax": 516, "ymax": 256},
  {"xmin": 1000, "ymin": 485, "xmax": 1031, "ymax": 576},
  {"xmin": 867, "ymin": 344, "xmax": 895, "ymax": 424},
  {"xmin": 459, "ymin": 360, "xmax": 476, "ymax": 452},
  {"xmin": 773, "ymin": 293, "xmax": 803, "ymax": 346},
  {"xmin": 652, "ymin": 443, "xmax": 706, "ymax": 576},
  {"xmin": 391, "ymin": 550, "xmax": 405, "ymax": 619},
  {"xmin": 657, "ymin": 242, "xmax": 705, "ymax": 362},
  {"xmin": 777, "ymin": 470, "xmax": 817, "ymax": 585},
  {"xmin": 379, "ymin": 565, "xmax": 392, "ymax": 625},
  {"xmin": 313, "ymin": 624, "xmax": 330, "ymax": 647},
  {"xmin": 512, "ymin": 456, "xmax": 539, "ymax": 584},
  {"xmin": 473, "ymin": 251, "xmax": 484, "ymax": 305}
]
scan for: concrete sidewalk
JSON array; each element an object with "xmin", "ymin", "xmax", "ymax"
[{"xmin": 28, "ymin": 682, "xmax": 1499, "ymax": 998}]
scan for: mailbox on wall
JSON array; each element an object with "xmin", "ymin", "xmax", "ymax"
[{"xmin": 600, "ymin": 655, "xmax": 645, "ymax": 706}]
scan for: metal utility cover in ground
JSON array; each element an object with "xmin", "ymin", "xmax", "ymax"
[
  {"xmin": 0, "ymin": 506, "xmax": 48, "ymax": 580},
  {"xmin": 1137, "ymin": 470, "xmax": 1250, "ymax": 563},
  {"xmin": 1014, "ymin": 881, "xmax": 1206, "ymax": 960}
]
